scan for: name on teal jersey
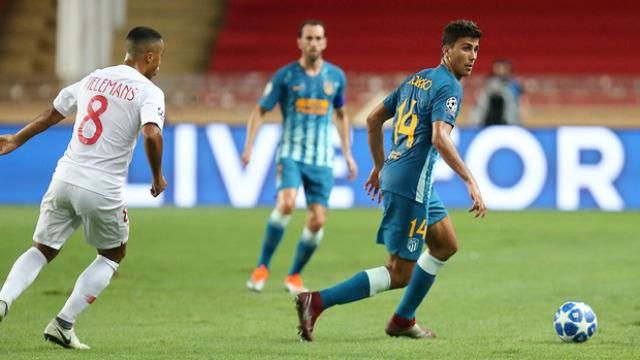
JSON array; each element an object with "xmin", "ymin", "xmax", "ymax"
[{"xmin": 407, "ymin": 75, "xmax": 432, "ymax": 91}]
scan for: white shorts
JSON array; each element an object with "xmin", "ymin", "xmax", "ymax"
[{"xmin": 33, "ymin": 179, "xmax": 129, "ymax": 250}]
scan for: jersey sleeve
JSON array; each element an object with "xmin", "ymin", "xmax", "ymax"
[
  {"xmin": 333, "ymin": 69, "xmax": 346, "ymax": 109},
  {"xmin": 140, "ymin": 86, "xmax": 165, "ymax": 129},
  {"xmin": 258, "ymin": 69, "xmax": 285, "ymax": 111},
  {"xmin": 430, "ymin": 83, "xmax": 462, "ymax": 126},
  {"xmin": 53, "ymin": 81, "xmax": 81, "ymax": 117}
]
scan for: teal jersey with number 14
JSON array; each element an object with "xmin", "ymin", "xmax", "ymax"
[{"xmin": 381, "ymin": 64, "xmax": 463, "ymax": 204}]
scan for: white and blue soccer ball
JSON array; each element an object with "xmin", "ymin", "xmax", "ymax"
[{"xmin": 553, "ymin": 301, "xmax": 597, "ymax": 343}]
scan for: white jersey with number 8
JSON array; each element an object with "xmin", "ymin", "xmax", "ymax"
[{"xmin": 52, "ymin": 64, "xmax": 165, "ymax": 198}]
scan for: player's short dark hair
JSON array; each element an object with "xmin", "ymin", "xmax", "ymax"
[
  {"xmin": 298, "ymin": 19, "xmax": 325, "ymax": 38},
  {"xmin": 441, "ymin": 20, "xmax": 482, "ymax": 47},
  {"xmin": 126, "ymin": 26, "xmax": 163, "ymax": 57}
]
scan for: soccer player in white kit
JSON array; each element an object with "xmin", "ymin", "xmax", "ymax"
[{"xmin": 0, "ymin": 26, "xmax": 167, "ymax": 350}]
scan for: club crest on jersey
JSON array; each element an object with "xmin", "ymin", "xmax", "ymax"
[
  {"xmin": 407, "ymin": 237, "xmax": 420, "ymax": 253},
  {"xmin": 445, "ymin": 97, "xmax": 458, "ymax": 116},
  {"xmin": 292, "ymin": 84, "xmax": 303, "ymax": 91},
  {"xmin": 323, "ymin": 81, "xmax": 334, "ymax": 96}
]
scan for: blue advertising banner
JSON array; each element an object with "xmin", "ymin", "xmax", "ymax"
[{"xmin": 0, "ymin": 125, "xmax": 638, "ymax": 210}]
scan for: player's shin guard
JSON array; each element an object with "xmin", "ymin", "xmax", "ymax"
[
  {"xmin": 288, "ymin": 227, "xmax": 323, "ymax": 275},
  {"xmin": 319, "ymin": 266, "xmax": 390, "ymax": 309},
  {"xmin": 257, "ymin": 208, "xmax": 291, "ymax": 268},
  {"xmin": 0, "ymin": 247, "xmax": 48, "ymax": 308},
  {"xmin": 57, "ymin": 255, "xmax": 118, "ymax": 324},
  {"xmin": 394, "ymin": 252, "xmax": 445, "ymax": 320}
]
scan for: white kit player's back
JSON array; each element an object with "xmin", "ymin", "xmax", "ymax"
[{"xmin": 52, "ymin": 65, "xmax": 165, "ymax": 198}]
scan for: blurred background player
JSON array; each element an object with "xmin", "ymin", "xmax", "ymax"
[
  {"xmin": 295, "ymin": 20, "xmax": 486, "ymax": 341},
  {"xmin": 469, "ymin": 58, "xmax": 528, "ymax": 126},
  {"xmin": 0, "ymin": 26, "xmax": 167, "ymax": 350},
  {"xmin": 242, "ymin": 19, "xmax": 358, "ymax": 295}
]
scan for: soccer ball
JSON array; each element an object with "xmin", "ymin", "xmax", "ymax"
[{"xmin": 553, "ymin": 301, "xmax": 597, "ymax": 343}]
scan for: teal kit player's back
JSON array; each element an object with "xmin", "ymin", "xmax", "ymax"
[
  {"xmin": 381, "ymin": 64, "xmax": 463, "ymax": 203},
  {"xmin": 259, "ymin": 61, "xmax": 346, "ymax": 168}
]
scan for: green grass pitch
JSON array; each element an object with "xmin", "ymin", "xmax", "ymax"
[{"xmin": 0, "ymin": 207, "xmax": 638, "ymax": 359}]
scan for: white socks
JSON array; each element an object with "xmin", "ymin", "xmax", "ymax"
[
  {"xmin": 365, "ymin": 266, "xmax": 391, "ymax": 296},
  {"xmin": 0, "ymin": 247, "xmax": 48, "ymax": 308},
  {"xmin": 269, "ymin": 208, "xmax": 292, "ymax": 228},
  {"xmin": 301, "ymin": 226, "xmax": 324, "ymax": 246},
  {"xmin": 57, "ymin": 255, "xmax": 119, "ymax": 324},
  {"xmin": 417, "ymin": 252, "xmax": 446, "ymax": 275}
]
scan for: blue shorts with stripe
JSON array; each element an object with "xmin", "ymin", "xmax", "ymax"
[
  {"xmin": 376, "ymin": 190, "xmax": 448, "ymax": 261},
  {"xmin": 276, "ymin": 158, "xmax": 333, "ymax": 207}
]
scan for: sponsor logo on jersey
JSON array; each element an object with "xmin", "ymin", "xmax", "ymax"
[
  {"xmin": 388, "ymin": 150, "xmax": 402, "ymax": 160},
  {"xmin": 295, "ymin": 98, "xmax": 329, "ymax": 115}
]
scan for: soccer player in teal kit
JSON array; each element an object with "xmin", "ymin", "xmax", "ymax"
[
  {"xmin": 295, "ymin": 20, "xmax": 487, "ymax": 341},
  {"xmin": 242, "ymin": 20, "xmax": 358, "ymax": 294}
]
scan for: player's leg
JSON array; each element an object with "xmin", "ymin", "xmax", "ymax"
[
  {"xmin": 256, "ymin": 188, "xmax": 297, "ymax": 268},
  {"xmin": 295, "ymin": 192, "xmax": 423, "ymax": 341},
  {"xmin": 285, "ymin": 163, "xmax": 332, "ymax": 294},
  {"xmin": 387, "ymin": 192, "xmax": 455, "ymax": 338},
  {"xmin": 248, "ymin": 159, "xmax": 301, "ymax": 292},
  {"xmin": 0, "ymin": 244, "xmax": 56, "ymax": 323},
  {"xmin": 44, "ymin": 188, "xmax": 127, "ymax": 350},
  {"xmin": 0, "ymin": 180, "xmax": 76, "ymax": 322},
  {"xmin": 285, "ymin": 203, "xmax": 325, "ymax": 294}
]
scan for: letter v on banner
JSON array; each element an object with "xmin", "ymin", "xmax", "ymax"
[{"xmin": 206, "ymin": 124, "xmax": 281, "ymax": 207}]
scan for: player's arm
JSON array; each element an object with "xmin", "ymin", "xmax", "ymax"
[
  {"xmin": 241, "ymin": 104, "xmax": 269, "ymax": 166},
  {"xmin": 364, "ymin": 103, "xmax": 394, "ymax": 203},
  {"xmin": 432, "ymin": 120, "xmax": 486, "ymax": 217},
  {"xmin": 0, "ymin": 108, "xmax": 66, "ymax": 155},
  {"xmin": 334, "ymin": 107, "xmax": 358, "ymax": 180},
  {"xmin": 142, "ymin": 123, "xmax": 166, "ymax": 197}
]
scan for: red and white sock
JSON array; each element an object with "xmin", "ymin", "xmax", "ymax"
[{"xmin": 57, "ymin": 255, "xmax": 118, "ymax": 324}]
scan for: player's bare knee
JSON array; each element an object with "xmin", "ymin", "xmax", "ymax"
[
  {"xmin": 431, "ymin": 244, "xmax": 457, "ymax": 261},
  {"xmin": 307, "ymin": 216, "xmax": 325, "ymax": 232},
  {"xmin": 279, "ymin": 200, "xmax": 295, "ymax": 215},
  {"xmin": 99, "ymin": 244, "xmax": 127, "ymax": 264},
  {"xmin": 33, "ymin": 243, "xmax": 59, "ymax": 263},
  {"xmin": 100, "ymin": 252, "xmax": 125, "ymax": 264},
  {"xmin": 386, "ymin": 264, "xmax": 412, "ymax": 289},
  {"xmin": 442, "ymin": 242, "xmax": 458, "ymax": 260}
]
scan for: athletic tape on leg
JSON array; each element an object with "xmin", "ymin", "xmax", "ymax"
[
  {"xmin": 365, "ymin": 266, "xmax": 391, "ymax": 296},
  {"xmin": 417, "ymin": 252, "xmax": 445, "ymax": 275}
]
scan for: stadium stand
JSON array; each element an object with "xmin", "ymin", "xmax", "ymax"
[
  {"xmin": 209, "ymin": 0, "xmax": 640, "ymax": 74},
  {"xmin": 0, "ymin": 0, "xmax": 638, "ymax": 126},
  {"xmin": 0, "ymin": 0, "xmax": 56, "ymax": 77},
  {"xmin": 110, "ymin": 0, "xmax": 223, "ymax": 75}
]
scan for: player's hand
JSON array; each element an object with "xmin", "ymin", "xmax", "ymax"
[
  {"xmin": 0, "ymin": 134, "xmax": 20, "ymax": 155},
  {"xmin": 466, "ymin": 179, "xmax": 487, "ymax": 218},
  {"xmin": 151, "ymin": 175, "xmax": 168, "ymax": 197},
  {"xmin": 346, "ymin": 156, "xmax": 358, "ymax": 181},
  {"xmin": 241, "ymin": 149, "xmax": 251, "ymax": 167},
  {"xmin": 365, "ymin": 167, "xmax": 383, "ymax": 204}
]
